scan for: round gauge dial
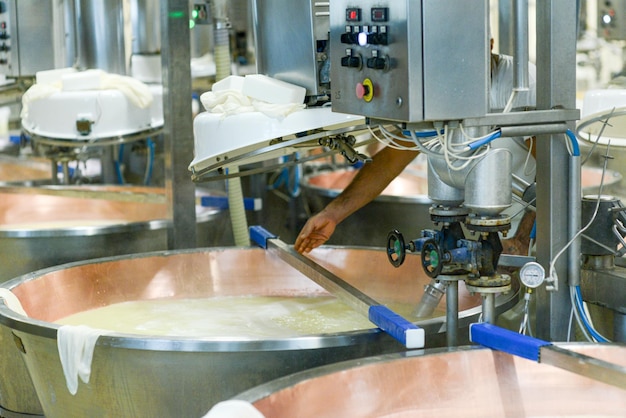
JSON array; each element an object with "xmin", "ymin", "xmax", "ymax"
[{"xmin": 519, "ymin": 261, "xmax": 545, "ymax": 288}]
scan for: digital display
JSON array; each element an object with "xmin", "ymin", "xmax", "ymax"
[
  {"xmin": 346, "ymin": 8, "xmax": 361, "ymax": 22},
  {"xmin": 371, "ymin": 7, "xmax": 389, "ymax": 22}
]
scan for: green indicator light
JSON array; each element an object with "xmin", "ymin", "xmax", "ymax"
[
  {"xmin": 169, "ymin": 10, "xmax": 185, "ymax": 19},
  {"xmin": 192, "ymin": 10, "xmax": 199, "ymax": 19},
  {"xmin": 189, "ymin": 19, "xmax": 196, "ymax": 29}
]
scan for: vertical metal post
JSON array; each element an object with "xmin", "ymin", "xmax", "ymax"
[
  {"xmin": 498, "ymin": 0, "xmax": 513, "ymax": 55},
  {"xmin": 482, "ymin": 293, "xmax": 496, "ymax": 324},
  {"xmin": 160, "ymin": 0, "xmax": 197, "ymax": 249},
  {"xmin": 75, "ymin": 0, "xmax": 127, "ymax": 74},
  {"xmin": 512, "ymin": 0, "xmax": 529, "ymax": 91},
  {"xmin": 534, "ymin": 0, "xmax": 578, "ymax": 340},
  {"xmin": 446, "ymin": 280, "xmax": 458, "ymax": 347}
]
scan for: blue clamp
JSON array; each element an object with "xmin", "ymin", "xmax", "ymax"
[
  {"xmin": 249, "ymin": 225, "xmax": 277, "ymax": 249},
  {"xmin": 470, "ymin": 322, "xmax": 551, "ymax": 361}
]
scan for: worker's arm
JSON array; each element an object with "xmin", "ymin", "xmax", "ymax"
[{"xmin": 295, "ymin": 145, "xmax": 419, "ymax": 253}]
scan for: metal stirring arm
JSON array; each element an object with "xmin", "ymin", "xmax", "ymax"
[
  {"xmin": 318, "ymin": 134, "xmax": 372, "ymax": 164},
  {"xmin": 250, "ymin": 226, "xmax": 425, "ymax": 349},
  {"xmin": 471, "ymin": 323, "xmax": 626, "ymax": 391}
]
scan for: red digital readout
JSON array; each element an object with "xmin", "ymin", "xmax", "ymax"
[
  {"xmin": 371, "ymin": 7, "xmax": 388, "ymax": 22},
  {"xmin": 346, "ymin": 8, "xmax": 361, "ymax": 22}
]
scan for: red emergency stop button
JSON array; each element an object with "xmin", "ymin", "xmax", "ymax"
[{"xmin": 355, "ymin": 78, "xmax": 374, "ymax": 102}]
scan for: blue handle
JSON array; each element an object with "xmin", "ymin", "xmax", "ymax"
[
  {"xmin": 200, "ymin": 196, "xmax": 261, "ymax": 211},
  {"xmin": 470, "ymin": 322, "xmax": 551, "ymax": 361},
  {"xmin": 249, "ymin": 225, "xmax": 277, "ymax": 249},
  {"xmin": 369, "ymin": 305, "xmax": 425, "ymax": 349}
]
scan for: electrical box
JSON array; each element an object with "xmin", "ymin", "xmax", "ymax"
[
  {"xmin": 0, "ymin": 0, "xmax": 74, "ymax": 78},
  {"xmin": 599, "ymin": 0, "xmax": 626, "ymax": 41},
  {"xmin": 252, "ymin": 0, "xmax": 331, "ymax": 102},
  {"xmin": 192, "ymin": 2, "xmax": 211, "ymax": 25},
  {"xmin": 330, "ymin": 0, "xmax": 489, "ymax": 123}
]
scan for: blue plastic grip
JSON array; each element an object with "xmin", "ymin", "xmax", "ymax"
[
  {"xmin": 200, "ymin": 196, "xmax": 259, "ymax": 211},
  {"xmin": 369, "ymin": 305, "xmax": 425, "ymax": 349},
  {"xmin": 249, "ymin": 225, "xmax": 277, "ymax": 249},
  {"xmin": 470, "ymin": 322, "xmax": 551, "ymax": 361}
]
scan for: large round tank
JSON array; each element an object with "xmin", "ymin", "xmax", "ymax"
[
  {"xmin": 75, "ymin": 0, "xmax": 126, "ymax": 74},
  {"xmin": 301, "ymin": 163, "xmax": 431, "ymax": 247},
  {"xmin": 237, "ymin": 344, "xmax": 626, "ymax": 417},
  {"xmin": 581, "ymin": 166, "xmax": 622, "ymax": 195},
  {"xmin": 0, "ymin": 155, "xmax": 51, "ymax": 184},
  {"xmin": 0, "ymin": 186, "xmax": 228, "ymax": 283},
  {"xmin": 0, "ymin": 246, "xmax": 517, "ymax": 417}
]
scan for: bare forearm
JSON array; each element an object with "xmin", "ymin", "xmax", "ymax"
[{"xmin": 322, "ymin": 146, "xmax": 419, "ymax": 223}]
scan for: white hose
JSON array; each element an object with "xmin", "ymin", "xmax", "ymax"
[
  {"xmin": 214, "ymin": 26, "xmax": 231, "ymax": 82},
  {"xmin": 227, "ymin": 166, "xmax": 250, "ymax": 246}
]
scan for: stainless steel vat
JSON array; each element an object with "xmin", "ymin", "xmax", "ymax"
[
  {"xmin": 75, "ymin": 0, "xmax": 126, "ymax": 74},
  {"xmin": 581, "ymin": 166, "xmax": 622, "ymax": 195},
  {"xmin": 0, "ymin": 246, "xmax": 516, "ymax": 417},
  {"xmin": 0, "ymin": 186, "xmax": 228, "ymax": 284},
  {"xmin": 0, "ymin": 188, "xmax": 227, "ymax": 417},
  {"xmin": 301, "ymin": 164, "xmax": 431, "ymax": 247},
  {"xmin": 238, "ymin": 344, "xmax": 626, "ymax": 417},
  {"xmin": 0, "ymin": 155, "xmax": 51, "ymax": 184}
]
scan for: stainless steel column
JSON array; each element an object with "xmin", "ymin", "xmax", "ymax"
[
  {"xmin": 132, "ymin": 0, "xmax": 161, "ymax": 54},
  {"xmin": 446, "ymin": 279, "xmax": 458, "ymax": 347},
  {"xmin": 497, "ymin": 0, "xmax": 512, "ymax": 55},
  {"xmin": 482, "ymin": 293, "xmax": 496, "ymax": 324},
  {"xmin": 75, "ymin": 0, "xmax": 127, "ymax": 74},
  {"xmin": 160, "ymin": 0, "xmax": 197, "ymax": 249},
  {"xmin": 535, "ymin": 1, "xmax": 578, "ymax": 340}
]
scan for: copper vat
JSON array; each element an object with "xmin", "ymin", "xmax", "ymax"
[
  {"xmin": 0, "ymin": 155, "xmax": 51, "ymax": 184},
  {"xmin": 0, "ymin": 246, "xmax": 517, "ymax": 417},
  {"xmin": 0, "ymin": 186, "xmax": 228, "ymax": 283},
  {"xmin": 581, "ymin": 166, "xmax": 623, "ymax": 195},
  {"xmin": 238, "ymin": 344, "xmax": 626, "ymax": 417},
  {"xmin": 0, "ymin": 187, "xmax": 225, "ymax": 417}
]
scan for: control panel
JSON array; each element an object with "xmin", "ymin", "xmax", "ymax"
[
  {"xmin": 599, "ymin": 1, "xmax": 626, "ymax": 41},
  {"xmin": 254, "ymin": 0, "xmax": 331, "ymax": 102},
  {"xmin": 0, "ymin": 1, "xmax": 12, "ymax": 72},
  {"xmin": 0, "ymin": 0, "xmax": 72, "ymax": 78},
  {"xmin": 330, "ymin": 0, "xmax": 489, "ymax": 124}
]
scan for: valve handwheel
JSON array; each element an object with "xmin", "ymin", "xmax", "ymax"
[
  {"xmin": 421, "ymin": 239, "xmax": 444, "ymax": 278},
  {"xmin": 386, "ymin": 230, "xmax": 406, "ymax": 268}
]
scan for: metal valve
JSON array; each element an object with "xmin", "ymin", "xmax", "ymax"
[
  {"xmin": 421, "ymin": 239, "xmax": 444, "ymax": 278},
  {"xmin": 386, "ymin": 230, "xmax": 407, "ymax": 267}
]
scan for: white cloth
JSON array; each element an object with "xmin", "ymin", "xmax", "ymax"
[
  {"xmin": 202, "ymin": 400, "xmax": 266, "ymax": 418},
  {"xmin": 0, "ymin": 289, "xmax": 27, "ymax": 316},
  {"xmin": 21, "ymin": 71, "xmax": 154, "ymax": 120},
  {"xmin": 57, "ymin": 325, "xmax": 104, "ymax": 395},
  {"xmin": 101, "ymin": 73, "xmax": 154, "ymax": 109},
  {"xmin": 200, "ymin": 89, "xmax": 305, "ymax": 119}
]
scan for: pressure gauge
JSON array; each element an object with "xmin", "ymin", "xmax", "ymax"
[{"xmin": 519, "ymin": 262, "xmax": 545, "ymax": 288}]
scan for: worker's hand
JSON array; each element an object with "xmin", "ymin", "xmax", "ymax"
[{"xmin": 294, "ymin": 213, "xmax": 337, "ymax": 253}]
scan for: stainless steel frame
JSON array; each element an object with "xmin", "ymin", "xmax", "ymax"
[
  {"xmin": 160, "ymin": 0, "xmax": 198, "ymax": 249},
  {"xmin": 534, "ymin": 1, "xmax": 579, "ymax": 340}
]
